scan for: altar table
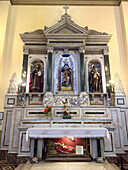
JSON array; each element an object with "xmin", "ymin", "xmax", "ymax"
[
  {"xmin": 26, "ymin": 127, "xmax": 110, "ymax": 161},
  {"xmin": 26, "ymin": 127, "xmax": 110, "ymax": 141}
]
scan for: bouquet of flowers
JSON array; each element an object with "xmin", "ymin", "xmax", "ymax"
[{"xmin": 44, "ymin": 106, "xmax": 52, "ymax": 114}]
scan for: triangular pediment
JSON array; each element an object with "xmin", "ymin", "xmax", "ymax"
[
  {"xmin": 50, "ymin": 26, "xmax": 77, "ymax": 34},
  {"xmin": 44, "ymin": 14, "xmax": 88, "ymax": 35}
]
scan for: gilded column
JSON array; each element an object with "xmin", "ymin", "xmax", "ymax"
[
  {"xmin": 79, "ymin": 46, "xmax": 85, "ymax": 92},
  {"xmin": 47, "ymin": 46, "xmax": 53, "ymax": 92}
]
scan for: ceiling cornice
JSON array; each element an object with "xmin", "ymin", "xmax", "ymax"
[{"xmin": 0, "ymin": 0, "xmax": 128, "ymax": 6}]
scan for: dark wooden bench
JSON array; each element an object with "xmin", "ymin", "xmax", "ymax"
[{"xmin": 120, "ymin": 154, "xmax": 128, "ymax": 170}]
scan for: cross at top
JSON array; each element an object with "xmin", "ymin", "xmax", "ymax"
[{"xmin": 63, "ymin": 5, "xmax": 69, "ymax": 14}]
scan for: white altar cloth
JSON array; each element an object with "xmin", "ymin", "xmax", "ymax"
[{"xmin": 26, "ymin": 127, "xmax": 110, "ymax": 141}]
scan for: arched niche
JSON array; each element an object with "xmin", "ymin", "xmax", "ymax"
[
  {"xmin": 26, "ymin": 55, "xmax": 47, "ymax": 93},
  {"xmin": 53, "ymin": 52, "xmax": 79, "ymax": 94},
  {"xmin": 85, "ymin": 55, "xmax": 106, "ymax": 93}
]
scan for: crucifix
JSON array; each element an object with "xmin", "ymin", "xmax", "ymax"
[{"xmin": 63, "ymin": 5, "xmax": 69, "ymax": 14}]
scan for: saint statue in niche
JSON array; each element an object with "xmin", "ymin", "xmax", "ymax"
[
  {"xmin": 89, "ymin": 65, "xmax": 101, "ymax": 92},
  {"xmin": 61, "ymin": 59, "xmax": 71, "ymax": 87},
  {"xmin": 29, "ymin": 63, "xmax": 43, "ymax": 92}
]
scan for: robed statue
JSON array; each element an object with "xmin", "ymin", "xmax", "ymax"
[
  {"xmin": 62, "ymin": 98, "xmax": 71, "ymax": 119},
  {"xmin": 89, "ymin": 65, "xmax": 101, "ymax": 92},
  {"xmin": 29, "ymin": 64, "xmax": 43, "ymax": 92},
  {"xmin": 63, "ymin": 98, "xmax": 69, "ymax": 116},
  {"xmin": 61, "ymin": 61, "xmax": 71, "ymax": 87}
]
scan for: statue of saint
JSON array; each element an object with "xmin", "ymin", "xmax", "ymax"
[
  {"xmin": 61, "ymin": 61, "xmax": 71, "ymax": 87},
  {"xmin": 29, "ymin": 64, "xmax": 43, "ymax": 92},
  {"xmin": 63, "ymin": 98, "xmax": 69, "ymax": 116},
  {"xmin": 89, "ymin": 65, "xmax": 101, "ymax": 92}
]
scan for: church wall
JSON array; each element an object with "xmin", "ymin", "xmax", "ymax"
[
  {"xmin": 121, "ymin": 2, "xmax": 128, "ymax": 46},
  {"xmin": 120, "ymin": 2, "xmax": 128, "ymax": 97},
  {"xmin": 0, "ymin": 5, "xmax": 128, "ymax": 112},
  {"xmin": 0, "ymin": 1, "xmax": 11, "ymax": 115}
]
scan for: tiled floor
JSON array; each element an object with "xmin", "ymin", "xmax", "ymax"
[{"xmin": 16, "ymin": 161, "xmax": 120, "ymax": 170}]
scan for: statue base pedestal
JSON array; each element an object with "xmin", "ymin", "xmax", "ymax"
[
  {"xmin": 58, "ymin": 91, "xmax": 74, "ymax": 95},
  {"xmin": 61, "ymin": 87, "xmax": 72, "ymax": 91},
  {"xmin": 63, "ymin": 115, "xmax": 71, "ymax": 119}
]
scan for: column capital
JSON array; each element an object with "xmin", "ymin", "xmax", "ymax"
[
  {"xmin": 47, "ymin": 46, "xmax": 54, "ymax": 53},
  {"xmin": 23, "ymin": 46, "xmax": 30, "ymax": 55},
  {"xmin": 79, "ymin": 46, "xmax": 85, "ymax": 53},
  {"xmin": 23, "ymin": 46, "xmax": 29, "ymax": 55},
  {"xmin": 103, "ymin": 47, "xmax": 109, "ymax": 55}
]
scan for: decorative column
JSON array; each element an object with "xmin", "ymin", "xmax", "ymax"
[
  {"xmin": 90, "ymin": 138, "xmax": 98, "ymax": 160},
  {"xmin": 79, "ymin": 46, "xmax": 85, "ymax": 92},
  {"xmin": 30, "ymin": 139, "xmax": 35, "ymax": 158},
  {"xmin": 37, "ymin": 139, "xmax": 43, "ymax": 161},
  {"xmin": 22, "ymin": 46, "xmax": 29, "ymax": 92},
  {"xmin": 103, "ymin": 47, "xmax": 111, "ymax": 85},
  {"xmin": 96, "ymin": 138, "xmax": 104, "ymax": 163},
  {"xmin": 47, "ymin": 46, "xmax": 53, "ymax": 92}
]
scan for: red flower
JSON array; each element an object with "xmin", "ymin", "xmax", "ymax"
[
  {"xmin": 44, "ymin": 109, "xmax": 48, "ymax": 113},
  {"xmin": 46, "ymin": 108, "xmax": 49, "ymax": 111},
  {"xmin": 44, "ymin": 106, "xmax": 51, "ymax": 114}
]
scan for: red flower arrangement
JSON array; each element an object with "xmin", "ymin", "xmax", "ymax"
[{"xmin": 44, "ymin": 106, "xmax": 52, "ymax": 114}]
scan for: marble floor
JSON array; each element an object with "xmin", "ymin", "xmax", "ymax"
[{"xmin": 16, "ymin": 160, "xmax": 120, "ymax": 170}]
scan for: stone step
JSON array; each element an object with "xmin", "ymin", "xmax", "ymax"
[
  {"xmin": 111, "ymin": 163, "xmax": 120, "ymax": 170},
  {"xmin": 21, "ymin": 160, "xmax": 33, "ymax": 170},
  {"xmin": 14, "ymin": 160, "xmax": 120, "ymax": 170},
  {"xmin": 15, "ymin": 163, "xmax": 25, "ymax": 170},
  {"xmin": 45, "ymin": 157, "xmax": 92, "ymax": 162}
]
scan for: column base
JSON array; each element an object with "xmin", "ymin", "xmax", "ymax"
[{"xmin": 96, "ymin": 157, "xmax": 104, "ymax": 163}]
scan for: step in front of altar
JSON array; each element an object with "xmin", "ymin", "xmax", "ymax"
[{"xmin": 45, "ymin": 155, "xmax": 91, "ymax": 162}]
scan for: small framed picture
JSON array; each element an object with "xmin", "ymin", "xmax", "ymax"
[
  {"xmin": 117, "ymin": 99, "xmax": 124, "ymax": 105},
  {"xmin": 7, "ymin": 98, "xmax": 15, "ymax": 105},
  {"xmin": 0, "ymin": 112, "xmax": 3, "ymax": 120}
]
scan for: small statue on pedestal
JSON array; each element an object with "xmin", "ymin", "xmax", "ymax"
[{"xmin": 62, "ymin": 98, "xmax": 71, "ymax": 119}]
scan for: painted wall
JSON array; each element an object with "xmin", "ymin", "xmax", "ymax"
[
  {"xmin": 0, "ymin": 4, "xmax": 128, "ymax": 111},
  {"xmin": 120, "ymin": 2, "xmax": 128, "ymax": 97},
  {"xmin": 0, "ymin": 1, "xmax": 11, "ymax": 114},
  {"xmin": 121, "ymin": 2, "xmax": 128, "ymax": 46}
]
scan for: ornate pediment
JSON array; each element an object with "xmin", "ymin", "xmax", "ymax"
[
  {"xmin": 44, "ymin": 14, "xmax": 88, "ymax": 35},
  {"xmin": 20, "ymin": 6, "xmax": 112, "ymax": 45},
  {"xmin": 49, "ymin": 26, "xmax": 78, "ymax": 34}
]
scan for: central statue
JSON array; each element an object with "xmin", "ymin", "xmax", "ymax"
[{"xmin": 61, "ymin": 59, "xmax": 71, "ymax": 88}]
